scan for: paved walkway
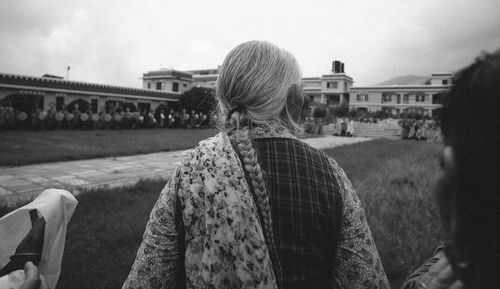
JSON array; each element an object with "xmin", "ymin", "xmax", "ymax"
[{"xmin": 0, "ymin": 136, "xmax": 370, "ymax": 206}]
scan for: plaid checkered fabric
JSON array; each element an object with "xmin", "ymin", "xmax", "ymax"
[{"xmin": 253, "ymin": 137, "xmax": 343, "ymax": 289}]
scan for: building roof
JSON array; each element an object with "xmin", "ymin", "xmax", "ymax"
[
  {"xmin": 350, "ymin": 84, "xmax": 451, "ymax": 91},
  {"xmin": 142, "ymin": 69, "xmax": 193, "ymax": 81},
  {"xmin": 431, "ymin": 72, "xmax": 453, "ymax": 76},
  {"xmin": 302, "ymin": 74, "xmax": 354, "ymax": 82},
  {"xmin": 0, "ymin": 73, "xmax": 181, "ymax": 101},
  {"xmin": 193, "ymin": 74, "xmax": 218, "ymax": 82},
  {"xmin": 187, "ymin": 68, "xmax": 219, "ymax": 75}
]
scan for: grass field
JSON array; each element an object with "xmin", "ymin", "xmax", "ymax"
[
  {"xmin": 0, "ymin": 139, "xmax": 443, "ymax": 288},
  {"xmin": 0, "ymin": 129, "xmax": 321, "ymax": 166},
  {"xmin": 0, "ymin": 129, "xmax": 217, "ymax": 166}
]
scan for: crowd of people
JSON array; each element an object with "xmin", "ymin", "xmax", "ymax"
[
  {"xmin": 0, "ymin": 103, "xmax": 212, "ymax": 131},
  {"xmin": 400, "ymin": 118, "xmax": 441, "ymax": 141},
  {"xmin": 303, "ymin": 117, "xmax": 355, "ymax": 136}
]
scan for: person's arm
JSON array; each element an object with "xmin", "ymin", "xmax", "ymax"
[
  {"xmin": 401, "ymin": 248, "xmax": 464, "ymax": 289},
  {"xmin": 401, "ymin": 247, "xmax": 445, "ymax": 289},
  {"xmin": 328, "ymin": 158, "xmax": 391, "ymax": 289},
  {"xmin": 122, "ymin": 166, "xmax": 185, "ymax": 289}
]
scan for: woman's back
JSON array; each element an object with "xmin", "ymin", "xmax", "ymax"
[
  {"xmin": 252, "ymin": 128, "xmax": 388, "ymax": 288},
  {"xmin": 124, "ymin": 40, "xmax": 389, "ymax": 289}
]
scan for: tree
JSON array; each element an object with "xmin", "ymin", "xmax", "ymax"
[
  {"xmin": 179, "ymin": 87, "xmax": 217, "ymax": 115},
  {"xmin": 311, "ymin": 104, "xmax": 327, "ymax": 118},
  {"xmin": 333, "ymin": 103, "xmax": 349, "ymax": 117}
]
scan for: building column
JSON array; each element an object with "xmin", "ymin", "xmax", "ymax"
[{"xmin": 320, "ymin": 94, "xmax": 325, "ymax": 104}]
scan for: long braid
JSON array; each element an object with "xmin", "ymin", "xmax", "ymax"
[{"xmin": 229, "ymin": 113, "xmax": 283, "ymax": 287}]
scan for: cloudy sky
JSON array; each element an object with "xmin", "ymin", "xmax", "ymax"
[{"xmin": 1, "ymin": 0, "xmax": 499, "ymax": 87}]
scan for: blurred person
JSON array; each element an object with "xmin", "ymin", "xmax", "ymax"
[
  {"xmin": 46, "ymin": 103, "xmax": 56, "ymax": 130},
  {"xmin": 194, "ymin": 112, "xmax": 204, "ymax": 128},
  {"xmin": 408, "ymin": 119, "xmax": 416, "ymax": 139},
  {"xmin": 112, "ymin": 108, "xmax": 122, "ymax": 130},
  {"xmin": 347, "ymin": 118, "xmax": 355, "ymax": 137},
  {"xmin": 31, "ymin": 108, "xmax": 41, "ymax": 131},
  {"xmin": 158, "ymin": 109, "xmax": 166, "ymax": 128},
  {"xmin": 4, "ymin": 106, "xmax": 15, "ymax": 130},
  {"xmin": 80, "ymin": 109, "xmax": 90, "ymax": 130},
  {"xmin": 181, "ymin": 108, "xmax": 189, "ymax": 128},
  {"xmin": 124, "ymin": 107, "xmax": 133, "ymax": 129},
  {"xmin": 188, "ymin": 110, "xmax": 198, "ymax": 128},
  {"xmin": 71, "ymin": 104, "xmax": 81, "ymax": 129},
  {"xmin": 340, "ymin": 118, "xmax": 347, "ymax": 136},
  {"xmin": 147, "ymin": 109, "xmax": 156, "ymax": 128},
  {"xmin": 167, "ymin": 109, "xmax": 175, "ymax": 128},
  {"xmin": 401, "ymin": 49, "xmax": 500, "ymax": 289},
  {"xmin": 16, "ymin": 111, "xmax": 28, "ymax": 129},
  {"xmin": 123, "ymin": 40, "xmax": 389, "ymax": 289},
  {"xmin": 0, "ymin": 105, "xmax": 6, "ymax": 130}
]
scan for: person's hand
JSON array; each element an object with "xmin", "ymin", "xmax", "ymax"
[
  {"xmin": 418, "ymin": 255, "xmax": 464, "ymax": 289},
  {"xmin": 19, "ymin": 262, "xmax": 41, "ymax": 289}
]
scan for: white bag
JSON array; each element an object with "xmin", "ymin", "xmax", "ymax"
[{"xmin": 0, "ymin": 189, "xmax": 78, "ymax": 289}]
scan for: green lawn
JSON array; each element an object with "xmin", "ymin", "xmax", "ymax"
[
  {"xmin": 0, "ymin": 139, "xmax": 443, "ymax": 289},
  {"xmin": 325, "ymin": 139, "xmax": 442, "ymax": 287},
  {"xmin": 0, "ymin": 129, "xmax": 217, "ymax": 166},
  {"xmin": 0, "ymin": 129, "xmax": 321, "ymax": 167}
]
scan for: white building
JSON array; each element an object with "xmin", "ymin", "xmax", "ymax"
[
  {"xmin": 349, "ymin": 72, "xmax": 453, "ymax": 117},
  {"xmin": 302, "ymin": 61, "xmax": 353, "ymax": 106},
  {"xmin": 187, "ymin": 68, "xmax": 220, "ymax": 89},
  {"xmin": 141, "ymin": 69, "xmax": 194, "ymax": 94},
  {"xmin": 141, "ymin": 64, "xmax": 452, "ymax": 117},
  {"xmin": 0, "ymin": 73, "xmax": 180, "ymax": 114}
]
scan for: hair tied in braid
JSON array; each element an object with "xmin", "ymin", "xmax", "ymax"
[{"xmin": 230, "ymin": 111, "xmax": 241, "ymax": 131}]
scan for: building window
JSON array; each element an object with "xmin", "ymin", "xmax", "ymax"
[
  {"xmin": 91, "ymin": 99, "xmax": 98, "ymax": 113},
  {"xmin": 356, "ymin": 93, "xmax": 369, "ymax": 101},
  {"xmin": 56, "ymin": 96, "xmax": 65, "ymax": 111},
  {"xmin": 173, "ymin": 82, "xmax": 179, "ymax": 92},
  {"xmin": 442, "ymin": 79, "xmax": 448, "ymax": 85},
  {"xmin": 416, "ymin": 94, "xmax": 426, "ymax": 102},
  {"xmin": 183, "ymin": 82, "xmax": 187, "ymax": 87},
  {"xmin": 403, "ymin": 94, "xmax": 409, "ymax": 104},
  {"xmin": 326, "ymin": 81, "xmax": 338, "ymax": 89},
  {"xmin": 147, "ymin": 82, "xmax": 151, "ymax": 89},
  {"xmin": 327, "ymin": 95, "xmax": 340, "ymax": 105},
  {"xmin": 382, "ymin": 93, "xmax": 393, "ymax": 103},
  {"xmin": 155, "ymin": 82, "xmax": 162, "ymax": 90},
  {"xmin": 432, "ymin": 93, "xmax": 444, "ymax": 104}
]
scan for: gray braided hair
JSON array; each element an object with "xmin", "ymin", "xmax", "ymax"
[
  {"xmin": 228, "ymin": 112, "xmax": 282, "ymax": 286},
  {"xmin": 216, "ymin": 40, "xmax": 303, "ymax": 286}
]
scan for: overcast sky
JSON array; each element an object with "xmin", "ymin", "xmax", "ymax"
[{"xmin": 1, "ymin": 0, "xmax": 499, "ymax": 87}]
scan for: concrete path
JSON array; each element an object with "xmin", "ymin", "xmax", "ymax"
[{"xmin": 0, "ymin": 136, "xmax": 370, "ymax": 206}]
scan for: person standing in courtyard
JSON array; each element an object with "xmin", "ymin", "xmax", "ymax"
[
  {"xmin": 123, "ymin": 41, "xmax": 389, "ymax": 289},
  {"xmin": 347, "ymin": 118, "xmax": 355, "ymax": 137},
  {"xmin": 401, "ymin": 49, "xmax": 500, "ymax": 289}
]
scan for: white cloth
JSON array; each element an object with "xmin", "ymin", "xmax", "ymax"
[
  {"xmin": 0, "ymin": 189, "xmax": 78, "ymax": 289},
  {"xmin": 0, "ymin": 269, "xmax": 49, "ymax": 289}
]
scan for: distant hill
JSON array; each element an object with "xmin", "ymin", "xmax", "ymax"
[{"xmin": 377, "ymin": 75, "xmax": 429, "ymax": 85}]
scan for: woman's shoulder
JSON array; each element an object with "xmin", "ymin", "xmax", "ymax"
[
  {"xmin": 184, "ymin": 132, "xmax": 231, "ymax": 159},
  {"xmin": 178, "ymin": 132, "xmax": 237, "ymax": 172}
]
